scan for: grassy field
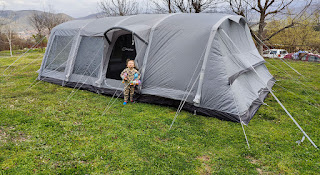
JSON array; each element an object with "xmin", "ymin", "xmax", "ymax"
[{"xmin": 0, "ymin": 50, "xmax": 319, "ymax": 174}]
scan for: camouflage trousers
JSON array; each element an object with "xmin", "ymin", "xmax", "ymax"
[{"xmin": 124, "ymin": 85, "xmax": 135, "ymax": 102}]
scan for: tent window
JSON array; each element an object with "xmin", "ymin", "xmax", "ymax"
[
  {"xmin": 73, "ymin": 36, "xmax": 104, "ymax": 77},
  {"xmin": 46, "ymin": 35, "xmax": 73, "ymax": 72},
  {"xmin": 106, "ymin": 34, "xmax": 136, "ymax": 80}
]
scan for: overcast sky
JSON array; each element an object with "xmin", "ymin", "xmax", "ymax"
[
  {"xmin": 0, "ymin": 0, "xmax": 315, "ymax": 18},
  {"xmin": 0, "ymin": 0, "xmax": 147, "ymax": 18}
]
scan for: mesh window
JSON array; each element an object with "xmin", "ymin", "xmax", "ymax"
[
  {"xmin": 73, "ymin": 37, "xmax": 104, "ymax": 77},
  {"xmin": 46, "ymin": 35, "xmax": 73, "ymax": 72}
]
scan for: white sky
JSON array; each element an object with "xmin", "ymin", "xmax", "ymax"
[
  {"xmin": 0, "ymin": 0, "xmax": 147, "ymax": 18},
  {"xmin": 0, "ymin": 0, "xmax": 315, "ymax": 18}
]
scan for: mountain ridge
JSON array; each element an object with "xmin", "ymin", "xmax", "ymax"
[{"xmin": 0, "ymin": 10, "xmax": 74, "ymax": 38}]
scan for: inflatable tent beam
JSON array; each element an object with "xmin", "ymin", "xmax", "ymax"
[{"xmin": 103, "ymin": 27, "xmax": 148, "ymax": 45}]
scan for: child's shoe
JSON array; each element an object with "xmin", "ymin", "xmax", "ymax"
[
  {"xmin": 123, "ymin": 101, "xmax": 127, "ymax": 105},
  {"xmin": 130, "ymin": 100, "xmax": 134, "ymax": 103}
]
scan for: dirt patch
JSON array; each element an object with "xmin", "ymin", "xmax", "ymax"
[
  {"xmin": 246, "ymin": 156, "xmax": 273, "ymax": 174},
  {"xmin": 197, "ymin": 155, "xmax": 210, "ymax": 162},
  {"xmin": 13, "ymin": 132, "xmax": 32, "ymax": 142},
  {"xmin": 197, "ymin": 155, "xmax": 211, "ymax": 175},
  {"xmin": 0, "ymin": 127, "xmax": 31, "ymax": 143},
  {"xmin": 0, "ymin": 129, "xmax": 8, "ymax": 143},
  {"xmin": 246, "ymin": 156, "xmax": 260, "ymax": 165},
  {"xmin": 73, "ymin": 122, "xmax": 82, "ymax": 126},
  {"xmin": 256, "ymin": 168, "xmax": 262, "ymax": 174}
]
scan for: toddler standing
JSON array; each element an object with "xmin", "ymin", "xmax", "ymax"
[{"xmin": 120, "ymin": 59, "xmax": 140, "ymax": 105}]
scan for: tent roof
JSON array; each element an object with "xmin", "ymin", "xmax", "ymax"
[{"xmin": 52, "ymin": 13, "xmax": 246, "ymax": 37}]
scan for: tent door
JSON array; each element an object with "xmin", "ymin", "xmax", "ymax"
[{"xmin": 106, "ymin": 34, "xmax": 137, "ymax": 80}]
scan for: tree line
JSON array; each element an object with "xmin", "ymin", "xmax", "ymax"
[{"xmin": 1, "ymin": 0, "xmax": 319, "ymax": 56}]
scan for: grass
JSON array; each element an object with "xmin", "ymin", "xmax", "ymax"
[
  {"xmin": 0, "ymin": 48, "xmax": 45, "ymax": 57},
  {"xmin": 0, "ymin": 50, "xmax": 319, "ymax": 174}
]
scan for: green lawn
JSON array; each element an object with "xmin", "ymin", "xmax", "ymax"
[{"xmin": 0, "ymin": 50, "xmax": 319, "ymax": 174}]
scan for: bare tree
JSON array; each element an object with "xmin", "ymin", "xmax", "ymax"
[
  {"xmin": 1, "ymin": 11, "xmax": 16, "ymax": 57},
  {"xmin": 29, "ymin": 11, "xmax": 46, "ymax": 40},
  {"xmin": 43, "ymin": 13, "xmax": 68, "ymax": 35},
  {"xmin": 29, "ymin": 6, "xmax": 69, "ymax": 49},
  {"xmin": 98, "ymin": 0, "xmax": 139, "ymax": 16},
  {"xmin": 227, "ymin": 0, "xmax": 315, "ymax": 54},
  {"xmin": 153, "ymin": 0, "xmax": 176, "ymax": 13},
  {"xmin": 42, "ymin": 5, "xmax": 69, "ymax": 35},
  {"xmin": 153, "ymin": 0, "xmax": 221, "ymax": 13},
  {"xmin": 29, "ymin": 11, "xmax": 48, "ymax": 50},
  {"xmin": 228, "ymin": 0, "xmax": 251, "ymax": 17},
  {"xmin": 1, "ymin": 25, "xmax": 15, "ymax": 57},
  {"xmin": 190, "ymin": 0, "xmax": 220, "ymax": 13}
]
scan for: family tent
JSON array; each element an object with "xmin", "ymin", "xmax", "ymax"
[{"xmin": 38, "ymin": 13, "xmax": 275, "ymax": 124}]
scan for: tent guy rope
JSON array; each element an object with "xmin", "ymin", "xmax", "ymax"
[
  {"xmin": 2, "ymin": 36, "xmax": 46, "ymax": 77},
  {"xmin": 64, "ymin": 43, "xmax": 105, "ymax": 103},
  {"xmin": 168, "ymin": 42, "xmax": 207, "ymax": 130},
  {"xmin": 220, "ymin": 29, "xmax": 318, "ymax": 149}
]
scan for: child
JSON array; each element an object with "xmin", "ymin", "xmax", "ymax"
[{"xmin": 120, "ymin": 59, "xmax": 140, "ymax": 105}]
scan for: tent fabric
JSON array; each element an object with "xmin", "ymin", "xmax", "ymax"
[{"xmin": 38, "ymin": 13, "xmax": 275, "ymax": 124}]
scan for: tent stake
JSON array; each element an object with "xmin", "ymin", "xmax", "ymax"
[{"xmin": 268, "ymin": 89, "xmax": 318, "ymax": 149}]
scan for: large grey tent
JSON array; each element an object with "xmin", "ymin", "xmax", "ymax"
[{"xmin": 38, "ymin": 13, "xmax": 275, "ymax": 124}]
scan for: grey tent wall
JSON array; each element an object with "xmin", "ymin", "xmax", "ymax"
[
  {"xmin": 139, "ymin": 14, "xmax": 177, "ymax": 91},
  {"xmin": 200, "ymin": 18, "xmax": 273, "ymax": 123},
  {"xmin": 200, "ymin": 32, "xmax": 240, "ymax": 118},
  {"xmin": 195, "ymin": 17, "xmax": 274, "ymax": 123},
  {"xmin": 38, "ymin": 32, "xmax": 56, "ymax": 80},
  {"xmin": 140, "ymin": 14, "xmax": 231, "ymax": 102},
  {"xmin": 193, "ymin": 15, "xmax": 233, "ymax": 105}
]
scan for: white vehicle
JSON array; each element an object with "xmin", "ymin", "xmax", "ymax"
[{"xmin": 263, "ymin": 49, "xmax": 288, "ymax": 58}]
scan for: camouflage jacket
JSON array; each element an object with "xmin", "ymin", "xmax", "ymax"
[{"xmin": 120, "ymin": 68, "xmax": 140, "ymax": 84}]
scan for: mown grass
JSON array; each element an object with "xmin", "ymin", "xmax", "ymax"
[{"xmin": 0, "ymin": 50, "xmax": 319, "ymax": 174}]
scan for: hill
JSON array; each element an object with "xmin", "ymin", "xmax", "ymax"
[{"xmin": 0, "ymin": 10, "xmax": 73, "ymax": 38}]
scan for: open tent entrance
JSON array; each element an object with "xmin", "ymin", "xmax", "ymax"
[{"xmin": 106, "ymin": 33, "xmax": 137, "ymax": 80}]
